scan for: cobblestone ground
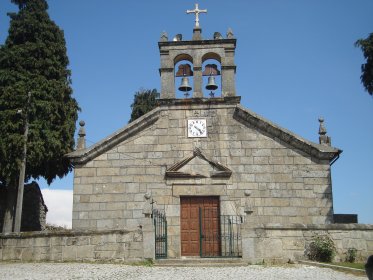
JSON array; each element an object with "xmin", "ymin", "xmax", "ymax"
[{"xmin": 0, "ymin": 263, "xmax": 366, "ymax": 280}]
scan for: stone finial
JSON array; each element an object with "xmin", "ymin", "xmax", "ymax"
[
  {"xmin": 144, "ymin": 192, "xmax": 151, "ymax": 200},
  {"xmin": 173, "ymin": 33, "xmax": 182, "ymax": 41},
  {"xmin": 318, "ymin": 117, "xmax": 331, "ymax": 146},
  {"xmin": 213, "ymin": 32, "xmax": 223, "ymax": 40},
  {"xmin": 227, "ymin": 28, "xmax": 234, "ymax": 39},
  {"xmin": 143, "ymin": 192, "xmax": 152, "ymax": 217},
  {"xmin": 160, "ymin": 31, "xmax": 168, "ymax": 42},
  {"xmin": 77, "ymin": 120, "xmax": 86, "ymax": 150}
]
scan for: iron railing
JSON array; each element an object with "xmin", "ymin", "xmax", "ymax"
[
  {"xmin": 220, "ymin": 215, "xmax": 243, "ymax": 257},
  {"xmin": 153, "ymin": 209, "xmax": 167, "ymax": 259},
  {"xmin": 199, "ymin": 207, "xmax": 242, "ymax": 258}
]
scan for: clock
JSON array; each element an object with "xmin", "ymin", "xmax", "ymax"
[{"xmin": 187, "ymin": 119, "xmax": 207, "ymax": 138}]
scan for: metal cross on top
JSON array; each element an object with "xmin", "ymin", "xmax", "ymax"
[{"xmin": 186, "ymin": 3, "xmax": 207, "ymax": 28}]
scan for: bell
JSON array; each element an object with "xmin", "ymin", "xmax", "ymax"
[
  {"xmin": 178, "ymin": 77, "xmax": 192, "ymax": 92},
  {"xmin": 205, "ymin": 76, "xmax": 218, "ymax": 91}
]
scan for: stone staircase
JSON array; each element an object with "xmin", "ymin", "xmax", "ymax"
[{"xmin": 154, "ymin": 258, "xmax": 250, "ymax": 267}]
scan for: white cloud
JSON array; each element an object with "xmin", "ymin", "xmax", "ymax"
[{"xmin": 41, "ymin": 189, "xmax": 73, "ymax": 229}]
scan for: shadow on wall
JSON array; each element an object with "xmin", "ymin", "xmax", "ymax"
[
  {"xmin": 0, "ymin": 185, "xmax": 5, "ymax": 231},
  {"xmin": 0, "ymin": 182, "xmax": 48, "ymax": 232}
]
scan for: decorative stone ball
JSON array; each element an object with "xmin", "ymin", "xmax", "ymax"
[
  {"xmin": 79, "ymin": 120, "xmax": 85, "ymax": 127},
  {"xmin": 144, "ymin": 192, "xmax": 151, "ymax": 200},
  {"xmin": 244, "ymin": 190, "xmax": 251, "ymax": 196}
]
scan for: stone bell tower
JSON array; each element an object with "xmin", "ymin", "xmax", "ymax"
[{"xmin": 158, "ymin": 4, "xmax": 237, "ymax": 99}]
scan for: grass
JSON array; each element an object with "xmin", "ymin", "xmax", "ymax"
[
  {"xmin": 130, "ymin": 259, "xmax": 154, "ymax": 267},
  {"xmin": 333, "ymin": 262, "xmax": 365, "ymax": 270},
  {"xmin": 299, "ymin": 260, "xmax": 366, "ymax": 277}
]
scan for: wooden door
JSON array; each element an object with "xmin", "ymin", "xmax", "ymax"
[
  {"xmin": 180, "ymin": 196, "xmax": 220, "ymax": 256},
  {"xmin": 200, "ymin": 200, "xmax": 221, "ymax": 257}
]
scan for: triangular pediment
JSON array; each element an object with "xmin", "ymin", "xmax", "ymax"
[{"xmin": 166, "ymin": 148, "xmax": 232, "ymax": 178}]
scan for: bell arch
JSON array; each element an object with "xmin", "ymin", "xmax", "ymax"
[
  {"xmin": 202, "ymin": 52, "xmax": 222, "ymax": 64},
  {"xmin": 174, "ymin": 56, "xmax": 194, "ymax": 98},
  {"xmin": 174, "ymin": 53, "xmax": 193, "ymax": 65},
  {"xmin": 202, "ymin": 54, "xmax": 222, "ymax": 97}
]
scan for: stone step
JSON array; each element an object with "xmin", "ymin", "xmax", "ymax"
[{"xmin": 154, "ymin": 258, "xmax": 250, "ymax": 267}]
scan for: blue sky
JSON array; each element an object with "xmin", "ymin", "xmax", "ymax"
[{"xmin": 0, "ymin": 0, "xmax": 372, "ymax": 225}]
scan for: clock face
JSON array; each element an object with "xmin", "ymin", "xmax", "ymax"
[{"xmin": 187, "ymin": 119, "xmax": 207, "ymax": 138}]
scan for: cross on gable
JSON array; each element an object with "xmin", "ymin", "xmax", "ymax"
[{"xmin": 186, "ymin": 3, "xmax": 207, "ymax": 28}]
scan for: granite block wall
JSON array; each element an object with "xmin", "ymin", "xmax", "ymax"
[
  {"xmin": 73, "ymin": 105, "xmax": 333, "ymax": 226},
  {"xmin": 242, "ymin": 223, "xmax": 373, "ymax": 263},
  {"xmin": 0, "ymin": 229, "xmax": 144, "ymax": 262},
  {"xmin": 71, "ymin": 103, "xmax": 336, "ymax": 258}
]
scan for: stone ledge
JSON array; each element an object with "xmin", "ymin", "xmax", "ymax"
[
  {"xmin": 0, "ymin": 229, "xmax": 137, "ymax": 239},
  {"xmin": 253, "ymin": 223, "xmax": 373, "ymax": 231},
  {"xmin": 66, "ymin": 108, "xmax": 161, "ymax": 165},
  {"xmin": 234, "ymin": 105, "xmax": 342, "ymax": 162},
  {"xmin": 158, "ymin": 38, "xmax": 237, "ymax": 48},
  {"xmin": 157, "ymin": 96, "xmax": 241, "ymax": 106}
]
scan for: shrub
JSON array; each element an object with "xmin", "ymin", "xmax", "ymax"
[
  {"xmin": 307, "ymin": 235, "xmax": 336, "ymax": 263},
  {"xmin": 45, "ymin": 223, "xmax": 70, "ymax": 232},
  {"xmin": 346, "ymin": 248, "xmax": 357, "ymax": 263}
]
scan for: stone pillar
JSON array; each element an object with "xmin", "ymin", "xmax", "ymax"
[
  {"xmin": 221, "ymin": 45, "xmax": 236, "ymax": 97},
  {"xmin": 221, "ymin": 65, "xmax": 236, "ymax": 97},
  {"xmin": 142, "ymin": 193, "xmax": 155, "ymax": 259},
  {"xmin": 142, "ymin": 217, "xmax": 155, "ymax": 259},
  {"xmin": 192, "ymin": 27, "xmax": 202, "ymax": 41},
  {"xmin": 160, "ymin": 68, "xmax": 175, "ymax": 99},
  {"xmin": 76, "ymin": 120, "xmax": 86, "ymax": 150},
  {"xmin": 159, "ymin": 46, "xmax": 175, "ymax": 99},
  {"xmin": 318, "ymin": 117, "xmax": 331, "ymax": 146},
  {"xmin": 193, "ymin": 66, "xmax": 203, "ymax": 98},
  {"xmin": 241, "ymin": 220, "xmax": 257, "ymax": 262}
]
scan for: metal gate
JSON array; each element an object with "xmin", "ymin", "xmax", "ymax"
[
  {"xmin": 153, "ymin": 209, "xmax": 167, "ymax": 259},
  {"xmin": 200, "ymin": 208, "xmax": 242, "ymax": 258}
]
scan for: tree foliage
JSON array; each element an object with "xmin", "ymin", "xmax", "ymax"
[
  {"xmin": 0, "ymin": 0, "xmax": 79, "ymax": 186},
  {"xmin": 129, "ymin": 88, "xmax": 159, "ymax": 123},
  {"xmin": 355, "ymin": 33, "xmax": 373, "ymax": 96}
]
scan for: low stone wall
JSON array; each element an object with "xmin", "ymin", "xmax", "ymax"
[
  {"xmin": 242, "ymin": 223, "xmax": 373, "ymax": 263},
  {"xmin": 0, "ymin": 229, "xmax": 144, "ymax": 263}
]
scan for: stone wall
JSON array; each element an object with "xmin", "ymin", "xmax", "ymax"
[
  {"xmin": 0, "ymin": 229, "xmax": 144, "ymax": 262},
  {"xmin": 242, "ymin": 223, "xmax": 373, "ymax": 263},
  {"xmin": 334, "ymin": 214, "xmax": 358, "ymax": 224},
  {"xmin": 21, "ymin": 182, "xmax": 48, "ymax": 231},
  {"xmin": 0, "ymin": 182, "xmax": 47, "ymax": 232}
]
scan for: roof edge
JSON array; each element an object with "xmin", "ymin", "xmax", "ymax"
[
  {"xmin": 66, "ymin": 107, "xmax": 162, "ymax": 165},
  {"xmin": 234, "ymin": 105, "xmax": 342, "ymax": 161}
]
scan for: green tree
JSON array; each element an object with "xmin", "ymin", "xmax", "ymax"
[
  {"xmin": 355, "ymin": 33, "xmax": 373, "ymax": 96},
  {"xmin": 129, "ymin": 88, "xmax": 159, "ymax": 123},
  {"xmin": 0, "ymin": 0, "xmax": 79, "ymax": 232}
]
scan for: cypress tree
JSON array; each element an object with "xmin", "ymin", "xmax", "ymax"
[
  {"xmin": 355, "ymin": 33, "xmax": 373, "ymax": 96},
  {"xmin": 129, "ymin": 88, "xmax": 159, "ymax": 123},
  {"xmin": 0, "ymin": 0, "xmax": 79, "ymax": 232}
]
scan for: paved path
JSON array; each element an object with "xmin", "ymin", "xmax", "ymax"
[{"xmin": 0, "ymin": 263, "xmax": 366, "ymax": 280}]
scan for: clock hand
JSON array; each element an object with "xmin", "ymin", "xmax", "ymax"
[{"xmin": 194, "ymin": 125, "xmax": 203, "ymax": 134}]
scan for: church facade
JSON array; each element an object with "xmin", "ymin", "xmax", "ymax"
[
  {"xmin": 1, "ymin": 5, "xmax": 372, "ymax": 264},
  {"xmin": 67, "ymin": 8, "xmax": 373, "ymax": 262}
]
